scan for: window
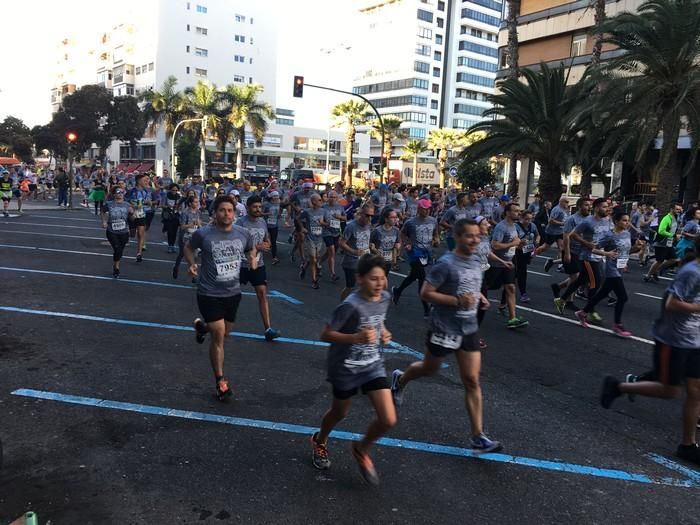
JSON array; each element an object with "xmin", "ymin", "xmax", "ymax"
[
  {"xmin": 437, "ymin": 1, "xmax": 445, "ymax": 11},
  {"xmin": 250, "ymin": 17, "xmax": 254, "ymax": 24},
  {"xmin": 435, "ymin": 34, "xmax": 443, "ymax": 45},
  {"xmin": 416, "ymin": 43, "xmax": 431, "ymax": 56},
  {"xmin": 235, "ymin": 34, "xmax": 245, "ymax": 43},
  {"xmin": 432, "ymin": 67, "xmax": 441, "ymax": 77},
  {"xmin": 235, "ymin": 14, "xmax": 246, "ymax": 22},
  {"xmin": 149, "ymin": 63, "xmax": 154, "ymax": 71},
  {"xmin": 196, "ymin": 26, "xmax": 208, "ymax": 35},
  {"xmin": 195, "ymin": 47, "xmax": 208, "ymax": 57},
  {"xmin": 465, "ymin": 27, "xmax": 497, "ymax": 41},
  {"xmin": 454, "ymin": 103, "xmax": 486, "ymax": 116},
  {"xmin": 571, "ymin": 33, "xmax": 587, "ymax": 57},
  {"xmin": 196, "ymin": 4, "xmax": 207, "ymax": 13},
  {"xmin": 186, "ymin": 24, "xmax": 190, "ymax": 31},
  {"xmin": 430, "ymin": 99, "xmax": 438, "ymax": 110},
  {"xmin": 126, "ymin": 86, "xmax": 135, "ymax": 95},
  {"xmin": 414, "ymin": 60, "xmax": 430, "ymax": 73},
  {"xmin": 470, "ymin": 0, "xmax": 503, "ymax": 12},
  {"xmin": 187, "ymin": 2, "xmax": 190, "ymax": 9},
  {"xmin": 276, "ymin": 118, "xmax": 294, "ymax": 126},
  {"xmin": 371, "ymin": 95, "xmax": 428, "ymax": 108},
  {"xmin": 233, "ymin": 74, "xmax": 244, "ymax": 82},
  {"xmin": 186, "ymin": 66, "xmax": 190, "ymax": 74},
  {"xmin": 353, "ymin": 77, "xmax": 429, "ymax": 94},
  {"xmin": 434, "ymin": 50, "xmax": 442, "ymax": 61},
  {"xmin": 437, "ymin": 17, "xmax": 444, "ymax": 28},
  {"xmin": 417, "ymin": 27, "xmax": 433, "ymax": 39},
  {"xmin": 234, "ymin": 54, "xmax": 245, "ymax": 63},
  {"xmin": 250, "ymin": 37, "xmax": 254, "ymax": 44},
  {"xmin": 386, "ymin": 111, "xmax": 426, "ymax": 123},
  {"xmin": 135, "ymin": 66, "xmax": 141, "ymax": 74},
  {"xmin": 195, "ymin": 68, "xmax": 207, "ymax": 77},
  {"xmin": 461, "ymin": 9, "xmax": 500, "ymax": 26},
  {"xmin": 458, "ymin": 40, "xmax": 498, "ymax": 57},
  {"xmin": 248, "ymin": 77, "xmax": 253, "ymax": 83},
  {"xmin": 456, "ymin": 72, "xmax": 495, "ymax": 87},
  {"xmin": 430, "ymin": 115, "xmax": 437, "ymax": 125},
  {"xmin": 456, "ymin": 88, "xmax": 489, "ymax": 101},
  {"xmin": 432, "ymin": 83, "xmax": 439, "ymax": 93},
  {"xmin": 186, "ymin": 45, "xmax": 190, "ymax": 52},
  {"xmin": 417, "ymin": 9, "xmax": 433, "ymax": 22},
  {"xmin": 457, "ymin": 56, "xmax": 497, "ymax": 72},
  {"xmin": 408, "ymin": 128, "xmax": 426, "ymax": 139},
  {"xmin": 453, "ymin": 118, "xmax": 479, "ymax": 129}
]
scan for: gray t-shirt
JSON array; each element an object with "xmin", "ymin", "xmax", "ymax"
[
  {"xmin": 465, "ymin": 202, "xmax": 483, "ymax": 219},
  {"xmin": 490, "ymin": 220, "xmax": 518, "ymax": 266},
  {"xmin": 545, "ymin": 204, "xmax": 569, "ymax": 235},
  {"xmin": 479, "ymin": 196, "xmax": 498, "ymax": 218},
  {"xmin": 652, "ymin": 260, "xmax": 700, "ymax": 349},
  {"xmin": 323, "ymin": 204, "xmax": 345, "ymax": 237},
  {"xmin": 683, "ymin": 219, "xmax": 699, "ymax": 237},
  {"xmin": 371, "ymin": 225, "xmax": 400, "ymax": 261},
  {"xmin": 564, "ymin": 212, "xmax": 587, "ymax": 256},
  {"xmin": 263, "ymin": 202, "xmax": 281, "ymax": 229},
  {"xmin": 575, "ymin": 216, "xmax": 611, "ymax": 262},
  {"xmin": 342, "ymin": 220, "xmax": 372, "ymax": 269},
  {"xmin": 403, "ymin": 216, "xmax": 438, "ymax": 253},
  {"xmin": 477, "ymin": 236, "xmax": 491, "ymax": 271},
  {"xmin": 189, "ymin": 225, "xmax": 253, "ymax": 297},
  {"xmin": 326, "ymin": 290, "xmax": 390, "ymax": 390},
  {"xmin": 104, "ymin": 201, "xmax": 130, "ymax": 234},
  {"xmin": 235, "ymin": 215, "xmax": 268, "ymax": 268},
  {"xmin": 442, "ymin": 205, "xmax": 470, "ymax": 238},
  {"xmin": 301, "ymin": 207, "xmax": 326, "ymax": 243},
  {"xmin": 426, "ymin": 252, "xmax": 482, "ymax": 336},
  {"xmin": 598, "ymin": 229, "xmax": 632, "ymax": 278},
  {"xmin": 405, "ymin": 198, "xmax": 419, "ymax": 219}
]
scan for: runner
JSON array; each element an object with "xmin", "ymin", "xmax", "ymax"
[
  {"xmin": 392, "ymin": 198, "xmax": 439, "ymax": 318},
  {"xmin": 298, "ymin": 193, "xmax": 328, "ymax": 289},
  {"xmin": 339, "ymin": 203, "xmax": 375, "ymax": 300},
  {"xmin": 0, "ymin": 171, "xmax": 12, "ymax": 217},
  {"xmin": 262, "ymin": 190, "xmax": 282, "ymax": 265},
  {"xmin": 321, "ymin": 190, "xmax": 346, "ymax": 280},
  {"xmin": 676, "ymin": 207, "xmax": 700, "ymax": 258},
  {"xmin": 601, "ymin": 237, "xmax": 700, "ymax": 465},
  {"xmin": 514, "ymin": 209, "xmax": 539, "ymax": 303},
  {"xmin": 290, "ymin": 182, "xmax": 316, "ymax": 263},
  {"xmin": 173, "ymin": 195, "xmax": 202, "ymax": 279},
  {"xmin": 236, "ymin": 195, "xmax": 281, "ymax": 340},
  {"xmin": 645, "ymin": 203, "xmax": 683, "ymax": 282},
  {"xmin": 575, "ymin": 209, "xmax": 640, "ymax": 337},
  {"xmin": 310, "ymin": 253, "xmax": 395, "ymax": 485},
  {"xmin": 390, "ymin": 218, "xmax": 502, "ymax": 453},
  {"xmin": 185, "ymin": 195, "xmax": 257, "ymax": 401},
  {"xmin": 161, "ymin": 183, "xmax": 182, "ymax": 253},
  {"xmin": 101, "ymin": 188, "xmax": 134, "ymax": 278},
  {"xmin": 371, "ymin": 208, "xmax": 401, "ymax": 274},
  {"xmin": 553, "ymin": 198, "xmax": 591, "ymax": 313},
  {"xmin": 537, "ymin": 195, "xmax": 570, "ymax": 270},
  {"xmin": 126, "ymin": 174, "xmax": 155, "ymax": 262},
  {"xmin": 440, "ymin": 192, "xmax": 470, "ymax": 251}
]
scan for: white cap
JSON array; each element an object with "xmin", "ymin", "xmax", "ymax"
[
  {"xmin": 393, "ymin": 193, "xmax": 405, "ymax": 202},
  {"xmin": 230, "ymin": 189, "xmax": 240, "ymax": 196}
]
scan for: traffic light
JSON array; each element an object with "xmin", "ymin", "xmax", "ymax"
[
  {"xmin": 293, "ymin": 76, "xmax": 304, "ymax": 98},
  {"xmin": 66, "ymin": 132, "xmax": 78, "ymax": 144}
]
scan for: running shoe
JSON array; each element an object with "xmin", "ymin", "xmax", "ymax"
[
  {"xmin": 312, "ymin": 280, "xmax": 320, "ymax": 290},
  {"xmin": 351, "ymin": 445, "xmax": 379, "ymax": 486},
  {"xmin": 216, "ymin": 378, "xmax": 233, "ymax": 402},
  {"xmin": 574, "ymin": 289, "xmax": 587, "ymax": 300},
  {"xmin": 142, "ymin": 243, "xmax": 147, "ymax": 252},
  {"xmin": 390, "ymin": 369, "xmax": 405, "ymax": 406},
  {"xmin": 600, "ymin": 375, "xmax": 621, "ymax": 409},
  {"xmin": 556, "ymin": 264, "xmax": 564, "ymax": 272},
  {"xmin": 136, "ymin": 253, "xmax": 143, "ymax": 263},
  {"xmin": 612, "ymin": 324, "xmax": 632, "ymax": 338},
  {"xmin": 316, "ymin": 264, "xmax": 323, "ymax": 278},
  {"xmin": 652, "ymin": 274, "xmax": 660, "ymax": 282},
  {"xmin": 589, "ymin": 312, "xmax": 603, "ymax": 324},
  {"xmin": 391, "ymin": 286, "xmax": 400, "ymax": 305},
  {"xmin": 271, "ymin": 257, "xmax": 280, "ymax": 265},
  {"xmin": 553, "ymin": 297, "xmax": 565, "ymax": 315},
  {"xmin": 575, "ymin": 310, "xmax": 589, "ymax": 328},
  {"xmin": 470, "ymin": 433, "xmax": 503, "ymax": 453},
  {"xmin": 497, "ymin": 304, "xmax": 507, "ymax": 316},
  {"xmin": 520, "ymin": 293, "xmax": 531, "ymax": 303},
  {"xmin": 550, "ymin": 283, "xmax": 561, "ymax": 299},
  {"xmin": 607, "ymin": 297, "xmax": 617, "ymax": 307},
  {"xmin": 506, "ymin": 317, "xmax": 528, "ymax": 329},
  {"xmin": 193, "ymin": 318, "xmax": 207, "ymax": 344},
  {"xmin": 310, "ymin": 433, "xmax": 331, "ymax": 470},
  {"xmin": 299, "ymin": 263, "xmax": 306, "ymax": 280},
  {"xmin": 331, "ymin": 273, "xmax": 340, "ymax": 282},
  {"xmin": 264, "ymin": 328, "xmax": 281, "ymax": 341},
  {"xmin": 172, "ymin": 265, "xmax": 179, "ymax": 279},
  {"xmin": 479, "ymin": 338, "xmax": 488, "ymax": 349},
  {"xmin": 2, "ymin": 211, "xmax": 8, "ymax": 217},
  {"xmin": 676, "ymin": 443, "xmax": 700, "ymax": 466},
  {"xmin": 625, "ymin": 373, "xmax": 638, "ymax": 402},
  {"xmin": 113, "ymin": 267, "xmax": 120, "ymax": 279},
  {"xmin": 543, "ymin": 258, "xmax": 554, "ymax": 272}
]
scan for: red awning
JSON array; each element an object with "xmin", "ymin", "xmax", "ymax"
[{"xmin": 0, "ymin": 157, "xmax": 20, "ymax": 165}]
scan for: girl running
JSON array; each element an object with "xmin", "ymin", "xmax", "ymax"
[{"xmin": 101, "ymin": 188, "xmax": 134, "ymax": 278}]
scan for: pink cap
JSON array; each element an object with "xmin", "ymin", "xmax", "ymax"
[{"xmin": 417, "ymin": 198, "xmax": 432, "ymax": 209}]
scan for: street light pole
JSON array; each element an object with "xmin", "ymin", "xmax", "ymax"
[
  {"xmin": 170, "ymin": 118, "xmax": 206, "ymax": 183},
  {"xmin": 200, "ymin": 118, "xmax": 208, "ymax": 179}
]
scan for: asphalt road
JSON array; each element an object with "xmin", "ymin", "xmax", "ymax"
[{"xmin": 0, "ymin": 207, "xmax": 698, "ymax": 524}]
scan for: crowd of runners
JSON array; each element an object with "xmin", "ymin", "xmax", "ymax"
[{"xmin": 3, "ymin": 165, "xmax": 699, "ymax": 484}]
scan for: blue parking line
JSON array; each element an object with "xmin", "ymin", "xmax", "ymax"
[
  {"xmin": 0, "ymin": 266, "xmax": 302, "ymax": 305},
  {"xmin": 0, "ymin": 306, "xmax": 431, "ymax": 364},
  {"xmin": 11, "ymin": 388, "xmax": 697, "ymax": 489}
]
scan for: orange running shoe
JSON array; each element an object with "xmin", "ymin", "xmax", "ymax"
[{"xmin": 351, "ymin": 445, "xmax": 379, "ymax": 486}]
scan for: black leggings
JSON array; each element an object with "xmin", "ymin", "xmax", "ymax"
[
  {"xmin": 562, "ymin": 260, "xmax": 604, "ymax": 301},
  {"xmin": 583, "ymin": 276, "xmax": 628, "ymax": 324},
  {"xmin": 269, "ymin": 227, "xmax": 278, "ymax": 258},
  {"xmin": 163, "ymin": 219, "xmax": 179, "ymax": 247},
  {"xmin": 395, "ymin": 260, "xmax": 429, "ymax": 315},
  {"xmin": 106, "ymin": 230, "xmax": 129, "ymax": 262},
  {"xmin": 515, "ymin": 250, "xmax": 531, "ymax": 295},
  {"xmin": 94, "ymin": 200, "xmax": 104, "ymax": 215}
]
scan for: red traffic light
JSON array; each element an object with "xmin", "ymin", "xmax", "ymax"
[
  {"xmin": 66, "ymin": 132, "xmax": 78, "ymax": 143},
  {"xmin": 293, "ymin": 75, "xmax": 304, "ymax": 98}
]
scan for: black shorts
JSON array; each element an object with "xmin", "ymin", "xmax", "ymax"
[
  {"xmin": 653, "ymin": 341, "xmax": 700, "ymax": 386},
  {"xmin": 654, "ymin": 246, "xmax": 676, "ymax": 262},
  {"xmin": 426, "ymin": 331, "xmax": 480, "ymax": 357},
  {"xmin": 240, "ymin": 266, "xmax": 267, "ymax": 287},
  {"xmin": 196, "ymin": 293, "xmax": 242, "ymax": 323},
  {"xmin": 145, "ymin": 210, "xmax": 155, "ymax": 229},
  {"xmin": 332, "ymin": 376, "xmax": 389, "ymax": 400},
  {"xmin": 131, "ymin": 217, "xmax": 147, "ymax": 228},
  {"xmin": 344, "ymin": 268, "xmax": 356, "ymax": 288},
  {"xmin": 563, "ymin": 258, "xmax": 580, "ymax": 275},
  {"xmin": 323, "ymin": 236, "xmax": 339, "ymax": 248},
  {"xmin": 29, "ymin": 184, "xmax": 37, "ymax": 192},
  {"xmin": 485, "ymin": 266, "xmax": 516, "ymax": 289},
  {"xmin": 544, "ymin": 233, "xmax": 563, "ymax": 245}
]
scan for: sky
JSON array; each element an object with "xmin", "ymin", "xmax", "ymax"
[{"xmin": 0, "ymin": 0, "xmax": 358, "ymax": 128}]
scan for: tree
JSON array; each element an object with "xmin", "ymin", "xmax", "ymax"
[
  {"xmin": 32, "ymin": 123, "xmax": 67, "ymax": 162},
  {"xmin": 175, "ymin": 129, "xmax": 200, "ymax": 178},
  {"xmin": 460, "ymin": 65, "xmax": 590, "ymax": 202},
  {"xmin": 457, "ymin": 159, "xmax": 496, "ymax": 190},
  {"xmin": 427, "ymin": 128, "xmax": 472, "ymax": 188},
  {"xmin": 400, "ymin": 139, "xmax": 429, "ymax": 186},
  {"xmin": 594, "ymin": 0, "xmax": 700, "ymax": 209},
  {"xmin": 108, "ymin": 96, "xmax": 147, "ymax": 150},
  {"xmin": 331, "ymin": 99, "xmax": 369, "ymax": 187},
  {"xmin": 590, "ymin": 0, "xmax": 607, "ymax": 65},
  {"xmin": 369, "ymin": 115, "xmax": 406, "ymax": 183},
  {"xmin": 184, "ymin": 80, "xmax": 222, "ymax": 173},
  {"xmin": 142, "ymin": 75, "xmax": 186, "ymax": 163},
  {"xmin": 224, "ymin": 84, "xmax": 274, "ymax": 179},
  {"xmin": 57, "ymin": 84, "xmax": 113, "ymax": 157},
  {"xmin": 0, "ymin": 116, "xmax": 34, "ymax": 162},
  {"xmin": 505, "ymin": 0, "xmax": 522, "ymax": 195}
]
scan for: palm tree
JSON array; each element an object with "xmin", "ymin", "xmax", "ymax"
[
  {"xmin": 594, "ymin": 0, "xmax": 700, "ymax": 209},
  {"xmin": 331, "ymin": 99, "xmax": 369, "ymax": 187},
  {"xmin": 400, "ymin": 139, "xmax": 429, "ymax": 186},
  {"xmin": 224, "ymin": 84, "xmax": 275, "ymax": 179},
  {"xmin": 505, "ymin": 0, "xmax": 521, "ymax": 195},
  {"xmin": 427, "ymin": 128, "xmax": 471, "ymax": 188},
  {"xmin": 141, "ymin": 75, "xmax": 186, "ymax": 162},
  {"xmin": 590, "ymin": 0, "xmax": 607, "ymax": 65},
  {"xmin": 183, "ymin": 81, "xmax": 222, "ymax": 176},
  {"xmin": 369, "ymin": 115, "xmax": 407, "ymax": 183},
  {"xmin": 460, "ymin": 65, "xmax": 590, "ymax": 203}
]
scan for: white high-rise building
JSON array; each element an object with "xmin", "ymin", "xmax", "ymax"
[{"xmin": 352, "ymin": 0, "xmax": 500, "ymax": 159}]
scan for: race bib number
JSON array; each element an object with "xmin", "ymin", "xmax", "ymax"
[
  {"xmin": 134, "ymin": 209, "xmax": 145, "ymax": 219},
  {"xmin": 419, "ymin": 257, "xmax": 429, "ymax": 266},
  {"xmin": 311, "ymin": 226, "xmax": 322, "ymax": 236},
  {"xmin": 506, "ymin": 247, "xmax": 516, "ymax": 258},
  {"xmin": 481, "ymin": 263, "xmax": 490, "ymax": 272},
  {"xmin": 381, "ymin": 249, "xmax": 393, "ymax": 261},
  {"xmin": 523, "ymin": 243, "xmax": 534, "ymax": 254},
  {"xmin": 616, "ymin": 257, "xmax": 629, "ymax": 269},
  {"xmin": 216, "ymin": 260, "xmax": 240, "ymax": 281},
  {"xmin": 167, "ymin": 199, "xmax": 176, "ymax": 207},
  {"xmin": 330, "ymin": 219, "xmax": 341, "ymax": 229},
  {"xmin": 430, "ymin": 332, "xmax": 463, "ymax": 350},
  {"xmin": 666, "ymin": 237, "xmax": 673, "ymax": 247},
  {"xmin": 110, "ymin": 219, "xmax": 126, "ymax": 231},
  {"xmin": 267, "ymin": 216, "xmax": 277, "ymax": 226}
]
